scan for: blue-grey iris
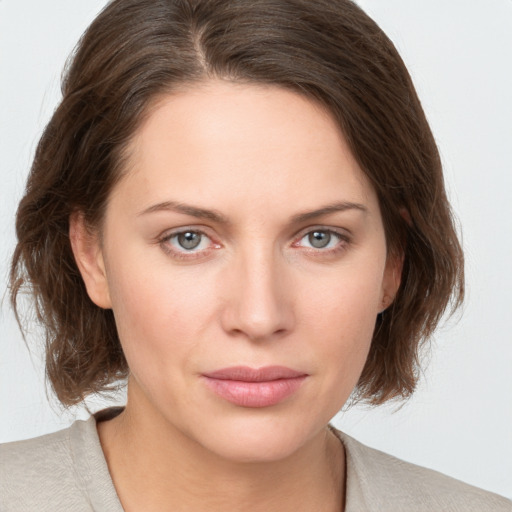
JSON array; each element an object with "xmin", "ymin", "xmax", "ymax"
[
  {"xmin": 308, "ymin": 231, "xmax": 331, "ymax": 248},
  {"xmin": 178, "ymin": 232, "xmax": 201, "ymax": 250}
]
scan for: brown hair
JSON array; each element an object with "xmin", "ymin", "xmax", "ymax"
[{"xmin": 10, "ymin": 0, "xmax": 464, "ymax": 406}]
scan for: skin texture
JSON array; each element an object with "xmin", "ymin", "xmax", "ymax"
[{"xmin": 70, "ymin": 81, "xmax": 401, "ymax": 511}]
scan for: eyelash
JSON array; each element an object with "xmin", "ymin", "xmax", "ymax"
[{"xmin": 157, "ymin": 227, "xmax": 350, "ymax": 260}]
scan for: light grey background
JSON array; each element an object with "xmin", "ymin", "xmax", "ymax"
[{"xmin": 1, "ymin": 0, "xmax": 511, "ymax": 499}]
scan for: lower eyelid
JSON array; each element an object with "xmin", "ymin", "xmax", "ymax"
[{"xmin": 160, "ymin": 240, "xmax": 213, "ymax": 260}]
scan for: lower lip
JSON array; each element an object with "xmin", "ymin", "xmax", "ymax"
[{"xmin": 202, "ymin": 376, "xmax": 307, "ymax": 408}]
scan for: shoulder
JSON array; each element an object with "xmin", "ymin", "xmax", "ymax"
[
  {"xmin": 334, "ymin": 429, "xmax": 512, "ymax": 512},
  {"xmin": 0, "ymin": 418, "xmax": 97, "ymax": 511}
]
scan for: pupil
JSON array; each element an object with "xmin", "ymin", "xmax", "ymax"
[
  {"xmin": 178, "ymin": 232, "xmax": 201, "ymax": 250},
  {"xmin": 309, "ymin": 231, "xmax": 330, "ymax": 248}
]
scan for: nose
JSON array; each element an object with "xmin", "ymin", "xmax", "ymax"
[{"xmin": 220, "ymin": 247, "xmax": 295, "ymax": 341}]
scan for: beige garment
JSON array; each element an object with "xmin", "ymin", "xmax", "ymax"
[
  {"xmin": 334, "ymin": 429, "xmax": 512, "ymax": 511},
  {"xmin": 1, "ymin": 410, "xmax": 511, "ymax": 511}
]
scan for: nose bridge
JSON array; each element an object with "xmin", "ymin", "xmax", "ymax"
[{"xmin": 221, "ymin": 240, "xmax": 293, "ymax": 340}]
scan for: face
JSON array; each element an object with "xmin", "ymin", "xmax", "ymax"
[{"xmin": 74, "ymin": 81, "xmax": 400, "ymax": 462}]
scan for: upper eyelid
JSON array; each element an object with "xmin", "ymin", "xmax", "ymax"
[
  {"xmin": 293, "ymin": 225, "xmax": 351, "ymax": 240},
  {"xmin": 158, "ymin": 225, "xmax": 214, "ymax": 240}
]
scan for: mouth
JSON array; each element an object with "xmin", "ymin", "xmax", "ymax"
[{"xmin": 201, "ymin": 366, "xmax": 308, "ymax": 408}]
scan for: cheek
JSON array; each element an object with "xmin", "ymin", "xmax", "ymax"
[
  {"xmin": 105, "ymin": 258, "xmax": 219, "ymax": 371},
  {"xmin": 297, "ymin": 261, "xmax": 384, "ymax": 384},
  {"xmin": 301, "ymin": 258, "xmax": 384, "ymax": 334}
]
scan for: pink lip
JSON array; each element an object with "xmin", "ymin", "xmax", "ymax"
[{"xmin": 202, "ymin": 366, "xmax": 308, "ymax": 408}]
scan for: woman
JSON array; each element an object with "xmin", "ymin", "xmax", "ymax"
[{"xmin": 1, "ymin": 0, "xmax": 511, "ymax": 510}]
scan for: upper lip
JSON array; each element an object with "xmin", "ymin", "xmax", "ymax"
[{"xmin": 203, "ymin": 366, "xmax": 307, "ymax": 382}]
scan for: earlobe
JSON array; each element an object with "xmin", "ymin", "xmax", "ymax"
[
  {"xmin": 380, "ymin": 208, "xmax": 410, "ymax": 312},
  {"xmin": 69, "ymin": 212, "xmax": 112, "ymax": 309},
  {"xmin": 380, "ymin": 250, "xmax": 404, "ymax": 313}
]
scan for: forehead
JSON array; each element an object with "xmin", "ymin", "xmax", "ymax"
[{"xmin": 114, "ymin": 80, "xmax": 378, "ymax": 219}]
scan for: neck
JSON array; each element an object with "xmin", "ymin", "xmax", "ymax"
[{"xmin": 98, "ymin": 391, "xmax": 345, "ymax": 512}]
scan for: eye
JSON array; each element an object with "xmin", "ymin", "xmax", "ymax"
[
  {"xmin": 165, "ymin": 230, "xmax": 212, "ymax": 252},
  {"xmin": 158, "ymin": 228, "xmax": 221, "ymax": 261},
  {"xmin": 295, "ymin": 228, "xmax": 347, "ymax": 251}
]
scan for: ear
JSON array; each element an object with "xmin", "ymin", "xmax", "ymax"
[
  {"xmin": 69, "ymin": 212, "xmax": 112, "ymax": 309},
  {"xmin": 380, "ymin": 249, "xmax": 404, "ymax": 313}
]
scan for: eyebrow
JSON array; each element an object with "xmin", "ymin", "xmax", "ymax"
[
  {"xmin": 290, "ymin": 201, "xmax": 368, "ymax": 223},
  {"xmin": 137, "ymin": 200, "xmax": 367, "ymax": 224},
  {"xmin": 138, "ymin": 201, "xmax": 230, "ymax": 224}
]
